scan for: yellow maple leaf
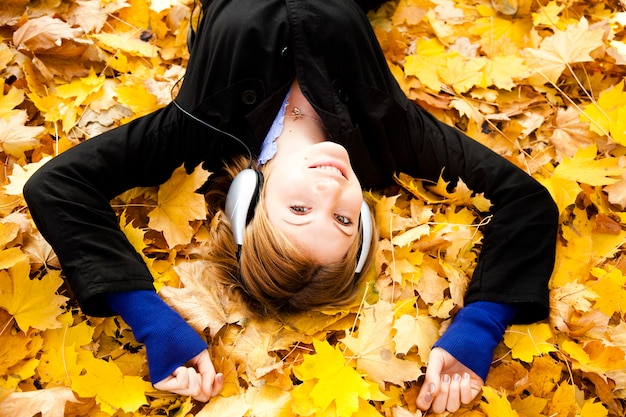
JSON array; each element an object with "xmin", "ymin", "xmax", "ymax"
[
  {"xmin": 0, "ymin": 260, "xmax": 67, "ymax": 331},
  {"xmin": 38, "ymin": 315, "xmax": 92, "ymax": 385},
  {"xmin": 470, "ymin": 15, "xmax": 532, "ymax": 55},
  {"xmin": 527, "ymin": 354, "xmax": 564, "ymax": 397},
  {"xmin": 403, "ymin": 38, "xmax": 450, "ymax": 92},
  {"xmin": 0, "ymin": 79, "xmax": 25, "ymax": 119},
  {"xmin": 580, "ymin": 398, "xmax": 609, "ymax": 417},
  {"xmin": 0, "ymin": 222, "xmax": 19, "ymax": 250},
  {"xmin": 340, "ymin": 301, "xmax": 422, "ymax": 387},
  {"xmin": 553, "ymin": 144, "xmax": 622, "ymax": 186},
  {"xmin": 393, "ymin": 311, "xmax": 439, "ymax": 360},
  {"xmin": 0, "ymin": 329, "xmax": 42, "ymax": 377},
  {"xmin": 390, "ymin": 223, "xmax": 430, "ymax": 247},
  {"xmin": 480, "ymin": 386, "xmax": 519, "ymax": 417},
  {"xmin": 55, "ymin": 67, "xmax": 106, "ymax": 107},
  {"xmin": 582, "ymin": 80, "xmax": 626, "ymax": 145},
  {"xmin": 292, "ymin": 338, "xmax": 387, "ymax": 417},
  {"xmin": 91, "ymin": 32, "xmax": 158, "ymax": 58},
  {"xmin": 532, "ymin": 0, "xmax": 566, "ymax": 28},
  {"xmin": 536, "ymin": 174, "xmax": 581, "ymax": 216},
  {"xmin": 439, "ymin": 55, "xmax": 488, "ymax": 94},
  {"xmin": 547, "ymin": 381, "xmax": 578, "ymax": 417},
  {"xmin": 119, "ymin": 210, "xmax": 167, "ymax": 288},
  {"xmin": 71, "ymin": 352, "xmax": 152, "ymax": 414},
  {"xmin": 562, "ymin": 339, "xmax": 626, "ymax": 374},
  {"xmin": 549, "ymin": 212, "xmax": 593, "ymax": 289},
  {"xmin": 374, "ymin": 194, "xmax": 403, "ymax": 240},
  {"xmin": 503, "ymin": 323, "xmax": 557, "ymax": 362},
  {"xmin": 148, "ymin": 164, "xmax": 210, "ymax": 247},
  {"xmin": 589, "ymin": 268, "xmax": 626, "ymax": 317},
  {"xmin": 116, "ymin": 82, "xmax": 160, "ymax": 118},
  {"xmin": 484, "ymin": 55, "xmax": 530, "ymax": 91},
  {"xmin": 511, "ymin": 394, "xmax": 548, "ymax": 417},
  {"xmin": 26, "ymin": 91, "xmax": 78, "ymax": 133},
  {"xmin": 415, "ymin": 260, "xmax": 449, "ymax": 305},
  {"xmin": 436, "ymin": 176, "xmax": 492, "ymax": 212}
]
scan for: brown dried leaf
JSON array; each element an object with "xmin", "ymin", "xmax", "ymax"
[
  {"xmin": 13, "ymin": 15, "xmax": 89, "ymax": 56},
  {"xmin": 0, "ymin": 387, "xmax": 79, "ymax": 417}
]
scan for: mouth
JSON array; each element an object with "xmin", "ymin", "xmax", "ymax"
[{"xmin": 309, "ymin": 162, "xmax": 348, "ymax": 179}]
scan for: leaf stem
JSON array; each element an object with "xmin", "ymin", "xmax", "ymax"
[{"xmin": 0, "ymin": 315, "xmax": 15, "ymax": 336}]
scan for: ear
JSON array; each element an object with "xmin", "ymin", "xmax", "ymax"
[
  {"xmin": 355, "ymin": 200, "xmax": 373, "ymax": 274},
  {"xmin": 225, "ymin": 169, "xmax": 263, "ymax": 245}
]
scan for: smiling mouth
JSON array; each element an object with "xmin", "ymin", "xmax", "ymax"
[{"xmin": 309, "ymin": 163, "xmax": 347, "ymax": 179}]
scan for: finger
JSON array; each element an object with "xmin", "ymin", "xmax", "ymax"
[
  {"xmin": 431, "ymin": 374, "xmax": 451, "ymax": 414},
  {"xmin": 193, "ymin": 351, "xmax": 219, "ymax": 398},
  {"xmin": 154, "ymin": 367, "xmax": 191, "ymax": 393},
  {"xmin": 445, "ymin": 373, "xmax": 462, "ymax": 413},
  {"xmin": 416, "ymin": 381, "xmax": 436, "ymax": 411},
  {"xmin": 212, "ymin": 373, "xmax": 224, "ymax": 398},
  {"xmin": 460, "ymin": 372, "xmax": 475, "ymax": 404},
  {"xmin": 186, "ymin": 367, "xmax": 203, "ymax": 400},
  {"xmin": 416, "ymin": 350, "xmax": 446, "ymax": 410}
]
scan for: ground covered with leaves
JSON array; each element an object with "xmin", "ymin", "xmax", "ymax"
[{"xmin": 0, "ymin": 0, "xmax": 626, "ymax": 416}]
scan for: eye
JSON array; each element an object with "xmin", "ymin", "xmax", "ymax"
[
  {"xmin": 335, "ymin": 214, "xmax": 352, "ymax": 225},
  {"xmin": 290, "ymin": 206, "xmax": 310, "ymax": 214}
]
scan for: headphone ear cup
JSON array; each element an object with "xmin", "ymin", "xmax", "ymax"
[
  {"xmin": 225, "ymin": 169, "xmax": 263, "ymax": 245},
  {"xmin": 355, "ymin": 200, "xmax": 373, "ymax": 274}
]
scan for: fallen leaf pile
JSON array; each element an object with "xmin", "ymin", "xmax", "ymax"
[{"xmin": 0, "ymin": 0, "xmax": 625, "ymax": 416}]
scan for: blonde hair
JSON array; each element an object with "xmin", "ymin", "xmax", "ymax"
[{"xmin": 203, "ymin": 156, "xmax": 376, "ymax": 318}]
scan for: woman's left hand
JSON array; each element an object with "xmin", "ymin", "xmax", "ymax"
[{"xmin": 415, "ymin": 347, "xmax": 483, "ymax": 413}]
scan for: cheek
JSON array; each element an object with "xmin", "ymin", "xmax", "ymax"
[
  {"xmin": 348, "ymin": 186, "xmax": 365, "ymax": 212},
  {"xmin": 263, "ymin": 169, "xmax": 305, "ymax": 213}
]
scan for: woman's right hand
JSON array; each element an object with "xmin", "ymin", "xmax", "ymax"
[{"xmin": 153, "ymin": 350, "xmax": 224, "ymax": 402}]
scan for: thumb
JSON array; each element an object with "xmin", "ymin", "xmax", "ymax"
[{"xmin": 192, "ymin": 350, "xmax": 223, "ymax": 398}]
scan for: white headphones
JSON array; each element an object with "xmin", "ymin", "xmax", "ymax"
[{"xmin": 225, "ymin": 168, "xmax": 373, "ymax": 274}]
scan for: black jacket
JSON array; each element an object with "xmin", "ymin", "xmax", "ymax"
[{"xmin": 24, "ymin": 0, "xmax": 558, "ymax": 322}]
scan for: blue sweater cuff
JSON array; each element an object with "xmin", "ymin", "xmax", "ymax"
[
  {"xmin": 104, "ymin": 290, "xmax": 208, "ymax": 383},
  {"xmin": 433, "ymin": 301, "xmax": 516, "ymax": 380}
]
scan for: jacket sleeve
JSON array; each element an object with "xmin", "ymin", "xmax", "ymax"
[
  {"xmin": 403, "ymin": 105, "xmax": 558, "ymax": 324},
  {"xmin": 23, "ymin": 104, "xmax": 226, "ymax": 316}
]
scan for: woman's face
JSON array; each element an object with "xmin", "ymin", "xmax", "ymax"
[{"xmin": 264, "ymin": 141, "xmax": 363, "ymax": 264}]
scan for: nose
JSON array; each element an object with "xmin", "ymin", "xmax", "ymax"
[{"xmin": 313, "ymin": 179, "xmax": 342, "ymax": 200}]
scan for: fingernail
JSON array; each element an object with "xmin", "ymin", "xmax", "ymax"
[
  {"xmin": 429, "ymin": 383, "xmax": 435, "ymax": 394},
  {"xmin": 443, "ymin": 374, "xmax": 450, "ymax": 383},
  {"xmin": 463, "ymin": 372, "xmax": 470, "ymax": 381},
  {"xmin": 424, "ymin": 392, "xmax": 431, "ymax": 403},
  {"xmin": 453, "ymin": 373, "xmax": 461, "ymax": 381},
  {"xmin": 216, "ymin": 373, "xmax": 224, "ymax": 384}
]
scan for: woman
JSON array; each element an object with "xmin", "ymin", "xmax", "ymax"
[{"xmin": 23, "ymin": 0, "xmax": 558, "ymax": 413}]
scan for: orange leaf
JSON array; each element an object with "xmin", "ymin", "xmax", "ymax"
[{"xmin": 148, "ymin": 164, "xmax": 210, "ymax": 247}]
